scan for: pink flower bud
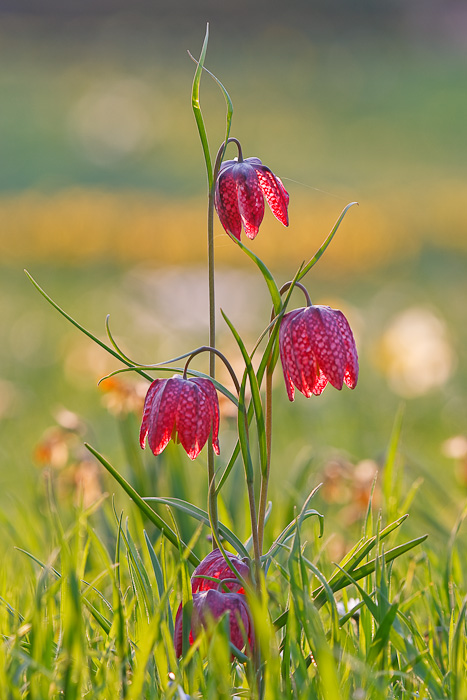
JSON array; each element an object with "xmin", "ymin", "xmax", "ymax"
[{"xmin": 191, "ymin": 548, "xmax": 250, "ymax": 594}]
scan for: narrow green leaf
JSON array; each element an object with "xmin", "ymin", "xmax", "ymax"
[
  {"xmin": 85, "ymin": 443, "xmax": 199, "ymax": 567},
  {"xmin": 449, "ymin": 596, "xmax": 467, "ymax": 700},
  {"xmin": 237, "ymin": 373, "xmax": 254, "ymax": 484},
  {"xmin": 297, "ymin": 201, "xmax": 358, "ymax": 280},
  {"xmin": 25, "ymin": 270, "xmax": 153, "ymax": 382},
  {"xmin": 144, "ymin": 531, "xmax": 164, "ymax": 600},
  {"xmin": 367, "ymin": 602, "xmax": 399, "ymax": 665},
  {"xmin": 143, "ymin": 497, "xmax": 248, "ymax": 558},
  {"xmin": 191, "ymin": 24, "xmax": 213, "ymax": 188},
  {"xmin": 231, "ymin": 237, "xmax": 282, "ymax": 313},
  {"xmin": 222, "ymin": 310, "xmax": 268, "ymax": 477}
]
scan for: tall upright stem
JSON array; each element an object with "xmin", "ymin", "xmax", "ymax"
[
  {"xmin": 207, "ymin": 186, "xmax": 218, "ymax": 544},
  {"xmin": 205, "ymin": 140, "xmax": 239, "ymax": 545},
  {"xmin": 258, "ymin": 365, "xmax": 273, "ymax": 554}
]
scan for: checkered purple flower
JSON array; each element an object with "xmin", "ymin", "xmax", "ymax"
[
  {"xmin": 215, "ymin": 157, "xmax": 289, "ymax": 240},
  {"xmin": 140, "ymin": 375, "xmax": 220, "ymax": 460},
  {"xmin": 279, "ymin": 305, "xmax": 359, "ymax": 400}
]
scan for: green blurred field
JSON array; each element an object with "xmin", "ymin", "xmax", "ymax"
[{"xmin": 1, "ymin": 12, "xmax": 466, "ymax": 562}]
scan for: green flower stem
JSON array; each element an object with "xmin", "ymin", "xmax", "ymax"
[
  {"xmin": 207, "ymin": 184, "xmax": 218, "ymax": 546},
  {"xmin": 247, "ymin": 478, "xmax": 261, "ymax": 585},
  {"xmin": 257, "ymin": 365, "xmax": 273, "ymax": 555},
  {"xmin": 204, "ymin": 139, "xmax": 240, "ymax": 547}
]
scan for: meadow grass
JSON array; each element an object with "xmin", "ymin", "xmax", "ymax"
[{"xmin": 1, "ymin": 401, "xmax": 466, "ymax": 699}]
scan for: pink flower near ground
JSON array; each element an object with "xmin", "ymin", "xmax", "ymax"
[
  {"xmin": 174, "ymin": 549, "xmax": 253, "ymax": 657},
  {"xmin": 139, "ymin": 375, "xmax": 220, "ymax": 460},
  {"xmin": 191, "ymin": 548, "xmax": 250, "ymax": 594},
  {"xmin": 279, "ymin": 305, "xmax": 359, "ymax": 400},
  {"xmin": 174, "ymin": 590, "xmax": 254, "ymax": 658},
  {"xmin": 214, "ymin": 157, "xmax": 289, "ymax": 240}
]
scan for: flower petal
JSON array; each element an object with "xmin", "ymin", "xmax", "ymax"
[
  {"xmin": 279, "ymin": 310, "xmax": 301, "ymax": 400},
  {"xmin": 305, "ymin": 306, "xmax": 347, "ymax": 390},
  {"xmin": 280, "ymin": 309, "xmax": 318, "ymax": 399},
  {"xmin": 234, "ymin": 162, "xmax": 264, "ymax": 240},
  {"xmin": 335, "ymin": 310, "xmax": 359, "ymax": 389},
  {"xmin": 196, "ymin": 590, "xmax": 252, "ymax": 652},
  {"xmin": 312, "ymin": 368, "xmax": 329, "ymax": 396},
  {"xmin": 191, "ymin": 378, "xmax": 220, "ymax": 455},
  {"xmin": 191, "ymin": 549, "xmax": 249, "ymax": 594},
  {"xmin": 255, "ymin": 166, "xmax": 289, "ymax": 227},
  {"xmin": 175, "ymin": 381, "xmax": 204, "ymax": 460},
  {"xmin": 139, "ymin": 379, "xmax": 164, "ymax": 449},
  {"xmin": 215, "ymin": 166, "xmax": 242, "ymax": 240},
  {"xmin": 147, "ymin": 376, "xmax": 183, "ymax": 455}
]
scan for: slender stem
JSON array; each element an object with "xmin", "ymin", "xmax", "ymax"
[
  {"xmin": 207, "ymin": 183, "xmax": 218, "ymax": 546},
  {"xmin": 258, "ymin": 365, "xmax": 273, "ymax": 554},
  {"xmin": 257, "ymin": 280, "xmax": 311, "ymax": 553},
  {"xmin": 206, "ymin": 136, "xmax": 245, "ymax": 548},
  {"xmin": 247, "ymin": 479, "xmax": 261, "ymax": 585}
]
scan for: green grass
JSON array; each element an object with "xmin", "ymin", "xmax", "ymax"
[{"xmin": 0, "ymin": 410, "xmax": 465, "ymax": 698}]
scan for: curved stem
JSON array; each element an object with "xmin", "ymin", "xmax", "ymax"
[
  {"xmin": 183, "ymin": 345, "xmax": 240, "ymax": 395},
  {"xmin": 213, "ymin": 137, "xmax": 243, "ymax": 173},
  {"xmin": 279, "ymin": 280, "xmax": 312, "ymax": 307}
]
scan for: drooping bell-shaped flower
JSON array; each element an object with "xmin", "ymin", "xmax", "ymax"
[
  {"xmin": 279, "ymin": 305, "xmax": 359, "ymax": 401},
  {"xmin": 191, "ymin": 548, "xmax": 250, "ymax": 594},
  {"xmin": 215, "ymin": 156, "xmax": 289, "ymax": 241},
  {"xmin": 174, "ymin": 589, "xmax": 254, "ymax": 658},
  {"xmin": 139, "ymin": 375, "xmax": 220, "ymax": 460}
]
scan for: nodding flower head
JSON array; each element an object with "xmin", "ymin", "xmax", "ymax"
[
  {"xmin": 279, "ymin": 305, "xmax": 359, "ymax": 401},
  {"xmin": 139, "ymin": 375, "xmax": 220, "ymax": 460},
  {"xmin": 214, "ymin": 156, "xmax": 289, "ymax": 241},
  {"xmin": 174, "ymin": 589, "xmax": 254, "ymax": 658},
  {"xmin": 191, "ymin": 548, "xmax": 250, "ymax": 594}
]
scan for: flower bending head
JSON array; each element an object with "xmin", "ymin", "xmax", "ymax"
[
  {"xmin": 139, "ymin": 375, "xmax": 220, "ymax": 460},
  {"xmin": 279, "ymin": 304, "xmax": 359, "ymax": 400},
  {"xmin": 214, "ymin": 147, "xmax": 289, "ymax": 241}
]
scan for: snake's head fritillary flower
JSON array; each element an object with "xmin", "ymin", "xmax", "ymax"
[
  {"xmin": 214, "ymin": 156, "xmax": 289, "ymax": 241},
  {"xmin": 191, "ymin": 549, "xmax": 250, "ymax": 594},
  {"xmin": 174, "ymin": 590, "xmax": 254, "ymax": 658},
  {"xmin": 279, "ymin": 305, "xmax": 359, "ymax": 401},
  {"xmin": 139, "ymin": 375, "xmax": 220, "ymax": 460}
]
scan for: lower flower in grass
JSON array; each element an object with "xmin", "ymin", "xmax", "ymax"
[
  {"xmin": 139, "ymin": 374, "xmax": 220, "ymax": 460},
  {"xmin": 280, "ymin": 305, "xmax": 358, "ymax": 400},
  {"xmin": 174, "ymin": 589, "xmax": 254, "ymax": 658},
  {"xmin": 174, "ymin": 549, "xmax": 253, "ymax": 657},
  {"xmin": 191, "ymin": 548, "xmax": 250, "ymax": 594}
]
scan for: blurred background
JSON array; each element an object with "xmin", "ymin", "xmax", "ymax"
[{"xmin": 1, "ymin": 0, "xmax": 466, "ymax": 558}]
